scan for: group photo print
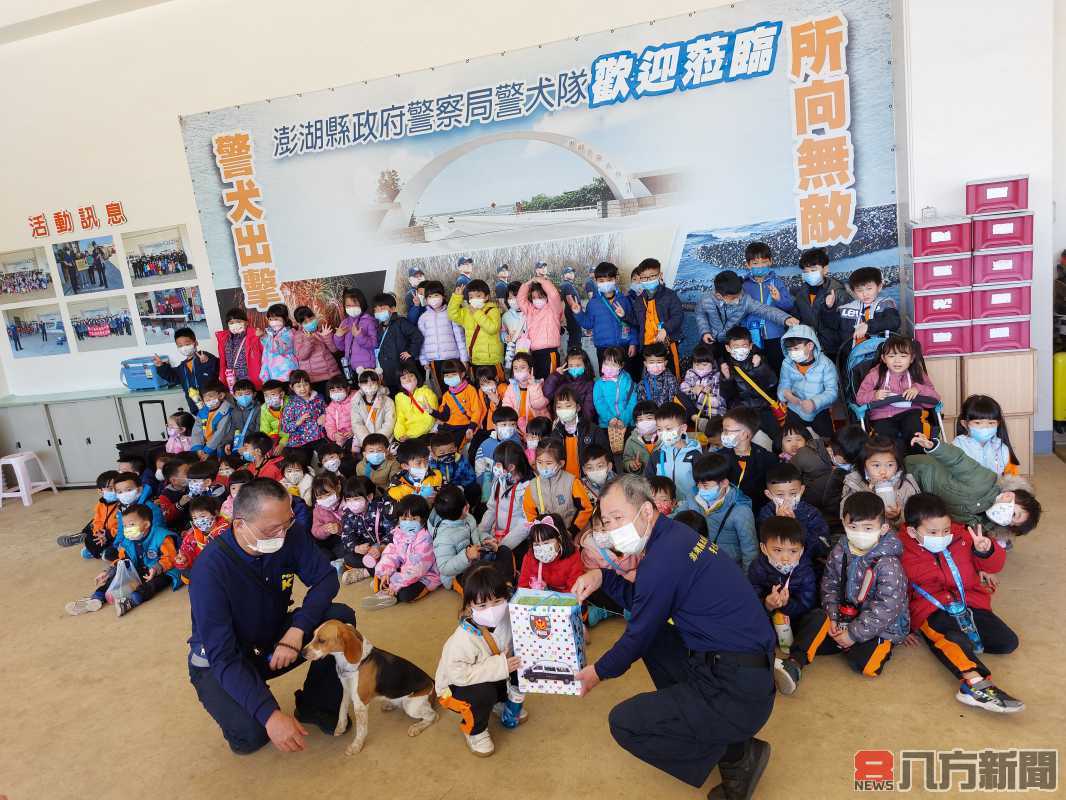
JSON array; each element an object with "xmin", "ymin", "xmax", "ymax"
[
  {"xmin": 0, "ymin": 248, "xmax": 55, "ymax": 305},
  {"xmin": 52, "ymin": 236, "xmax": 124, "ymax": 297}
]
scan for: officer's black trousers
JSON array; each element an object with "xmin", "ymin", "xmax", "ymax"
[{"xmin": 607, "ymin": 623, "xmax": 775, "ymax": 787}]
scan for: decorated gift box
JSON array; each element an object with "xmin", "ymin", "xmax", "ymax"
[{"xmin": 508, "ymin": 588, "xmax": 586, "ymax": 696}]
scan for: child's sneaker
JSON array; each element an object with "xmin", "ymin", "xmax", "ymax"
[
  {"xmin": 465, "ymin": 730, "xmax": 494, "ymax": 757},
  {"xmin": 330, "ymin": 558, "xmax": 345, "ymax": 577},
  {"xmin": 360, "ymin": 589, "xmax": 398, "ymax": 611},
  {"xmin": 65, "ymin": 597, "xmax": 102, "ymax": 616},
  {"xmin": 341, "ymin": 568, "xmax": 370, "ymax": 585},
  {"xmin": 56, "ymin": 532, "xmax": 83, "ymax": 547},
  {"xmin": 956, "ymin": 679, "xmax": 1024, "ymax": 713},
  {"xmin": 587, "ymin": 604, "xmax": 612, "ymax": 627},
  {"xmin": 773, "ymin": 657, "xmax": 801, "ymax": 696},
  {"xmin": 493, "ymin": 700, "xmax": 527, "ymax": 728},
  {"xmin": 80, "ymin": 547, "xmax": 94, "ymax": 560},
  {"xmin": 115, "ymin": 598, "xmax": 135, "ymax": 617}
]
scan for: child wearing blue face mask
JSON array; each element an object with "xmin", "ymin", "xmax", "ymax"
[
  {"xmin": 372, "ymin": 292, "xmax": 424, "ymax": 396},
  {"xmin": 56, "ymin": 470, "xmax": 122, "ymax": 556},
  {"xmin": 900, "ymin": 493, "xmax": 1021, "ymax": 713},
  {"xmin": 696, "ymin": 269, "xmax": 798, "ymax": 351},
  {"xmin": 626, "ymin": 257, "xmax": 685, "ymax": 378},
  {"xmin": 778, "ymin": 327, "xmax": 839, "ymax": 438},
  {"xmin": 747, "ymin": 516, "xmax": 818, "ymax": 659},
  {"xmin": 569, "ymin": 262, "xmax": 635, "ymax": 367},
  {"xmin": 678, "ymin": 452, "xmax": 757, "ymax": 570},
  {"xmin": 643, "ymin": 402, "xmax": 701, "ymax": 504},
  {"xmin": 792, "ymin": 248, "xmax": 849, "ymax": 359},
  {"xmin": 433, "ymin": 360, "xmax": 486, "ymax": 446},
  {"xmin": 363, "ymin": 494, "xmax": 442, "ymax": 610},
  {"xmin": 740, "ymin": 242, "xmax": 795, "ymax": 374},
  {"xmin": 387, "ymin": 441, "xmax": 443, "ymax": 504},
  {"xmin": 953, "ymin": 394, "xmax": 1021, "ymax": 477},
  {"xmin": 355, "ymin": 433, "xmax": 399, "ymax": 493},
  {"xmin": 541, "ymin": 348, "xmax": 596, "ymax": 422},
  {"xmin": 522, "ymin": 438, "xmax": 593, "ymax": 539},
  {"xmin": 229, "ymin": 379, "xmax": 260, "ymax": 454}
]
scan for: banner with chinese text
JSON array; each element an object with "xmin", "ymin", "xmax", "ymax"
[{"xmin": 181, "ymin": 0, "xmax": 897, "ymax": 348}]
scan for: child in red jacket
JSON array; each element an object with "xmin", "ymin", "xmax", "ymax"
[
  {"xmin": 900, "ymin": 493, "xmax": 1022, "ymax": 714},
  {"xmin": 517, "ymin": 513, "xmax": 588, "ymax": 637}
]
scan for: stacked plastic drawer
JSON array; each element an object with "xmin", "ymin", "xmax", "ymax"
[{"xmin": 909, "ymin": 175, "xmax": 1032, "ymax": 356}]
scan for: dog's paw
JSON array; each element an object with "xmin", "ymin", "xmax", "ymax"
[
  {"xmin": 333, "ymin": 716, "xmax": 349, "ymax": 736},
  {"xmin": 345, "ymin": 739, "xmax": 365, "ymax": 756}
]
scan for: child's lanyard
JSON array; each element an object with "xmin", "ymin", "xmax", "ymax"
[
  {"xmin": 657, "ymin": 447, "xmax": 673, "ymax": 479},
  {"xmin": 460, "ymin": 621, "xmax": 502, "ymax": 656},
  {"xmin": 185, "ymin": 358, "xmax": 200, "ymax": 388},
  {"xmin": 373, "ymin": 507, "xmax": 381, "ymax": 546},
  {"xmin": 236, "ymin": 405, "xmax": 257, "ymax": 443},
  {"xmin": 450, "ymin": 389, "xmax": 469, "ymax": 419},
  {"xmin": 911, "ymin": 550, "xmax": 968, "ymax": 612},
  {"xmin": 643, "ymin": 376, "xmax": 653, "ymax": 400},
  {"xmin": 600, "ymin": 294, "xmax": 625, "ymax": 333},
  {"xmin": 737, "ymin": 458, "xmax": 748, "ymax": 486},
  {"xmin": 495, "ymin": 481, "xmax": 517, "ymax": 534},
  {"xmin": 535, "ymin": 477, "xmax": 547, "ymax": 514},
  {"xmin": 511, "ymin": 379, "xmax": 527, "ymax": 421},
  {"xmin": 407, "ymin": 390, "xmax": 425, "ymax": 415}
]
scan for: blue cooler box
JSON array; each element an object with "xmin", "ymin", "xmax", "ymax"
[{"xmin": 121, "ymin": 357, "xmax": 173, "ymax": 391}]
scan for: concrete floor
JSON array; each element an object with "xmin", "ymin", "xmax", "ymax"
[{"xmin": 2, "ymin": 458, "xmax": 1064, "ymax": 800}]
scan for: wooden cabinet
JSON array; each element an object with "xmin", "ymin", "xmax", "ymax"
[
  {"xmin": 1003, "ymin": 413, "xmax": 1032, "ymax": 476},
  {"xmin": 924, "ymin": 355, "xmax": 961, "ymax": 417},
  {"xmin": 960, "ymin": 349, "xmax": 1035, "ymax": 415}
]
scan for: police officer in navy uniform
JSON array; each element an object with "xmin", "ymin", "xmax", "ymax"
[
  {"xmin": 188, "ymin": 478, "xmax": 355, "ymax": 754},
  {"xmin": 574, "ymin": 474, "xmax": 776, "ymax": 799}
]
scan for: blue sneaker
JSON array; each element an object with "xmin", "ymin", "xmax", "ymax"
[
  {"xmin": 587, "ymin": 604, "xmax": 612, "ymax": 628},
  {"xmin": 80, "ymin": 547, "xmax": 94, "ymax": 560},
  {"xmin": 493, "ymin": 700, "xmax": 527, "ymax": 728}
]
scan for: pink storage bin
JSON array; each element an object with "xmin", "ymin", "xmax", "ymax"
[
  {"xmin": 914, "ymin": 321, "xmax": 972, "ymax": 356},
  {"xmin": 912, "ymin": 287, "xmax": 972, "ymax": 324},
  {"xmin": 971, "ymin": 282, "xmax": 1031, "ymax": 319},
  {"xmin": 911, "ymin": 217, "xmax": 972, "ymax": 258},
  {"xmin": 912, "ymin": 254, "xmax": 972, "ymax": 291},
  {"xmin": 965, "ymin": 174, "xmax": 1029, "ymax": 215},
  {"xmin": 971, "ymin": 247, "xmax": 1033, "ymax": 285},
  {"xmin": 971, "ymin": 211, "xmax": 1034, "ymax": 250},
  {"xmin": 970, "ymin": 316, "xmax": 1031, "ymax": 353}
]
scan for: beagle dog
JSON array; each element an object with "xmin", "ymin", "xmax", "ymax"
[{"xmin": 303, "ymin": 619, "xmax": 437, "ymax": 755}]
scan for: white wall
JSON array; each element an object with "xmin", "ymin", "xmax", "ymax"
[
  {"xmin": 898, "ymin": 0, "xmax": 1056, "ymax": 450},
  {"xmin": 1055, "ymin": 0, "xmax": 1066, "ymax": 266}
]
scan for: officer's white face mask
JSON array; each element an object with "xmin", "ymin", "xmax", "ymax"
[{"xmin": 608, "ymin": 502, "xmax": 653, "ymax": 555}]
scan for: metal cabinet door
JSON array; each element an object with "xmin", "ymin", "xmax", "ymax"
[
  {"xmin": 0, "ymin": 404, "xmax": 64, "ymax": 485},
  {"xmin": 48, "ymin": 399, "xmax": 126, "ymax": 485},
  {"xmin": 119, "ymin": 391, "xmax": 187, "ymax": 441}
]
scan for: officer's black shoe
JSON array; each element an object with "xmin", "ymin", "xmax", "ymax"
[
  {"xmin": 294, "ymin": 690, "xmax": 340, "ymax": 736},
  {"xmin": 708, "ymin": 738, "xmax": 771, "ymax": 800}
]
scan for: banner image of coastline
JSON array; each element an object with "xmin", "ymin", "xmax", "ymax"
[
  {"xmin": 674, "ymin": 205, "xmax": 899, "ymax": 352},
  {"xmin": 181, "ymin": 0, "xmax": 898, "ymax": 323}
]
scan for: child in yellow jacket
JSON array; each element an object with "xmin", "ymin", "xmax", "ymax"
[{"xmin": 395, "ymin": 361, "xmax": 439, "ymax": 442}]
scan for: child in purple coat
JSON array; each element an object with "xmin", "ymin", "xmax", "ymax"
[{"xmin": 333, "ymin": 288, "xmax": 379, "ymax": 372}]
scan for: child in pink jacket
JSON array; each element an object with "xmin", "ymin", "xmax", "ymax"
[
  {"xmin": 854, "ymin": 334, "xmax": 940, "ymax": 454},
  {"xmin": 362, "ymin": 494, "xmax": 441, "ymax": 610},
  {"xmin": 310, "ymin": 474, "xmax": 345, "ymax": 562},
  {"xmin": 500, "ymin": 352, "xmax": 551, "ymax": 433},
  {"xmin": 322, "ymin": 376, "xmax": 356, "ymax": 451},
  {"xmin": 517, "ymin": 277, "xmax": 564, "ymax": 379}
]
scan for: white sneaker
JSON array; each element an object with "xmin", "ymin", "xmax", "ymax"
[
  {"xmin": 360, "ymin": 589, "xmax": 398, "ymax": 611},
  {"xmin": 65, "ymin": 597, "xmax": 103, "ymax": 616},
  {"xmin": 341, "ymin": 568, "xmax": 370, "ymax": 585},
  {"xmin": 465, "ymin": 730, "xmax": 494, "ymax": 757}
]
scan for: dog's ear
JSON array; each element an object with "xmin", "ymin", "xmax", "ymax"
[{"xmin": 341, "ymin": 624, "xmax": 364, "ymax": 663}]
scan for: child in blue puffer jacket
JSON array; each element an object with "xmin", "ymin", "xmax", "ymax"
[
  {"xmin": 740, "ymin": 242, "xmax": 796, "ymax": 374},
  {"xmin": 65, "ymin": 503, "xmax": 180, "ymax": 617},
  {"xmin": 677, "ymin": 451, "xmax": 757, "ymax": 570},
  {"xmin": 778, "ymin": 325, "xmax": 838, "ymax": 438}
]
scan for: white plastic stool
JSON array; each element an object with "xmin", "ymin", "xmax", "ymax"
[{"xmin": 0, "ymin": 451, "xmax": 59, "ymax": 508}]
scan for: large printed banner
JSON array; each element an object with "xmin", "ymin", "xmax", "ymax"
[{"xmin": 181, "ymin": 0, "xmax": 898, "ymax": 349}]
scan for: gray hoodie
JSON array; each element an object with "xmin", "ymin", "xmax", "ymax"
[
  {"xmin": 821, "ymin": 531, "xmax": 909, "ymax": 644},
  {"xmin": 429, "ymin": 511, "xmax": 488, "ymax": 582}
]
